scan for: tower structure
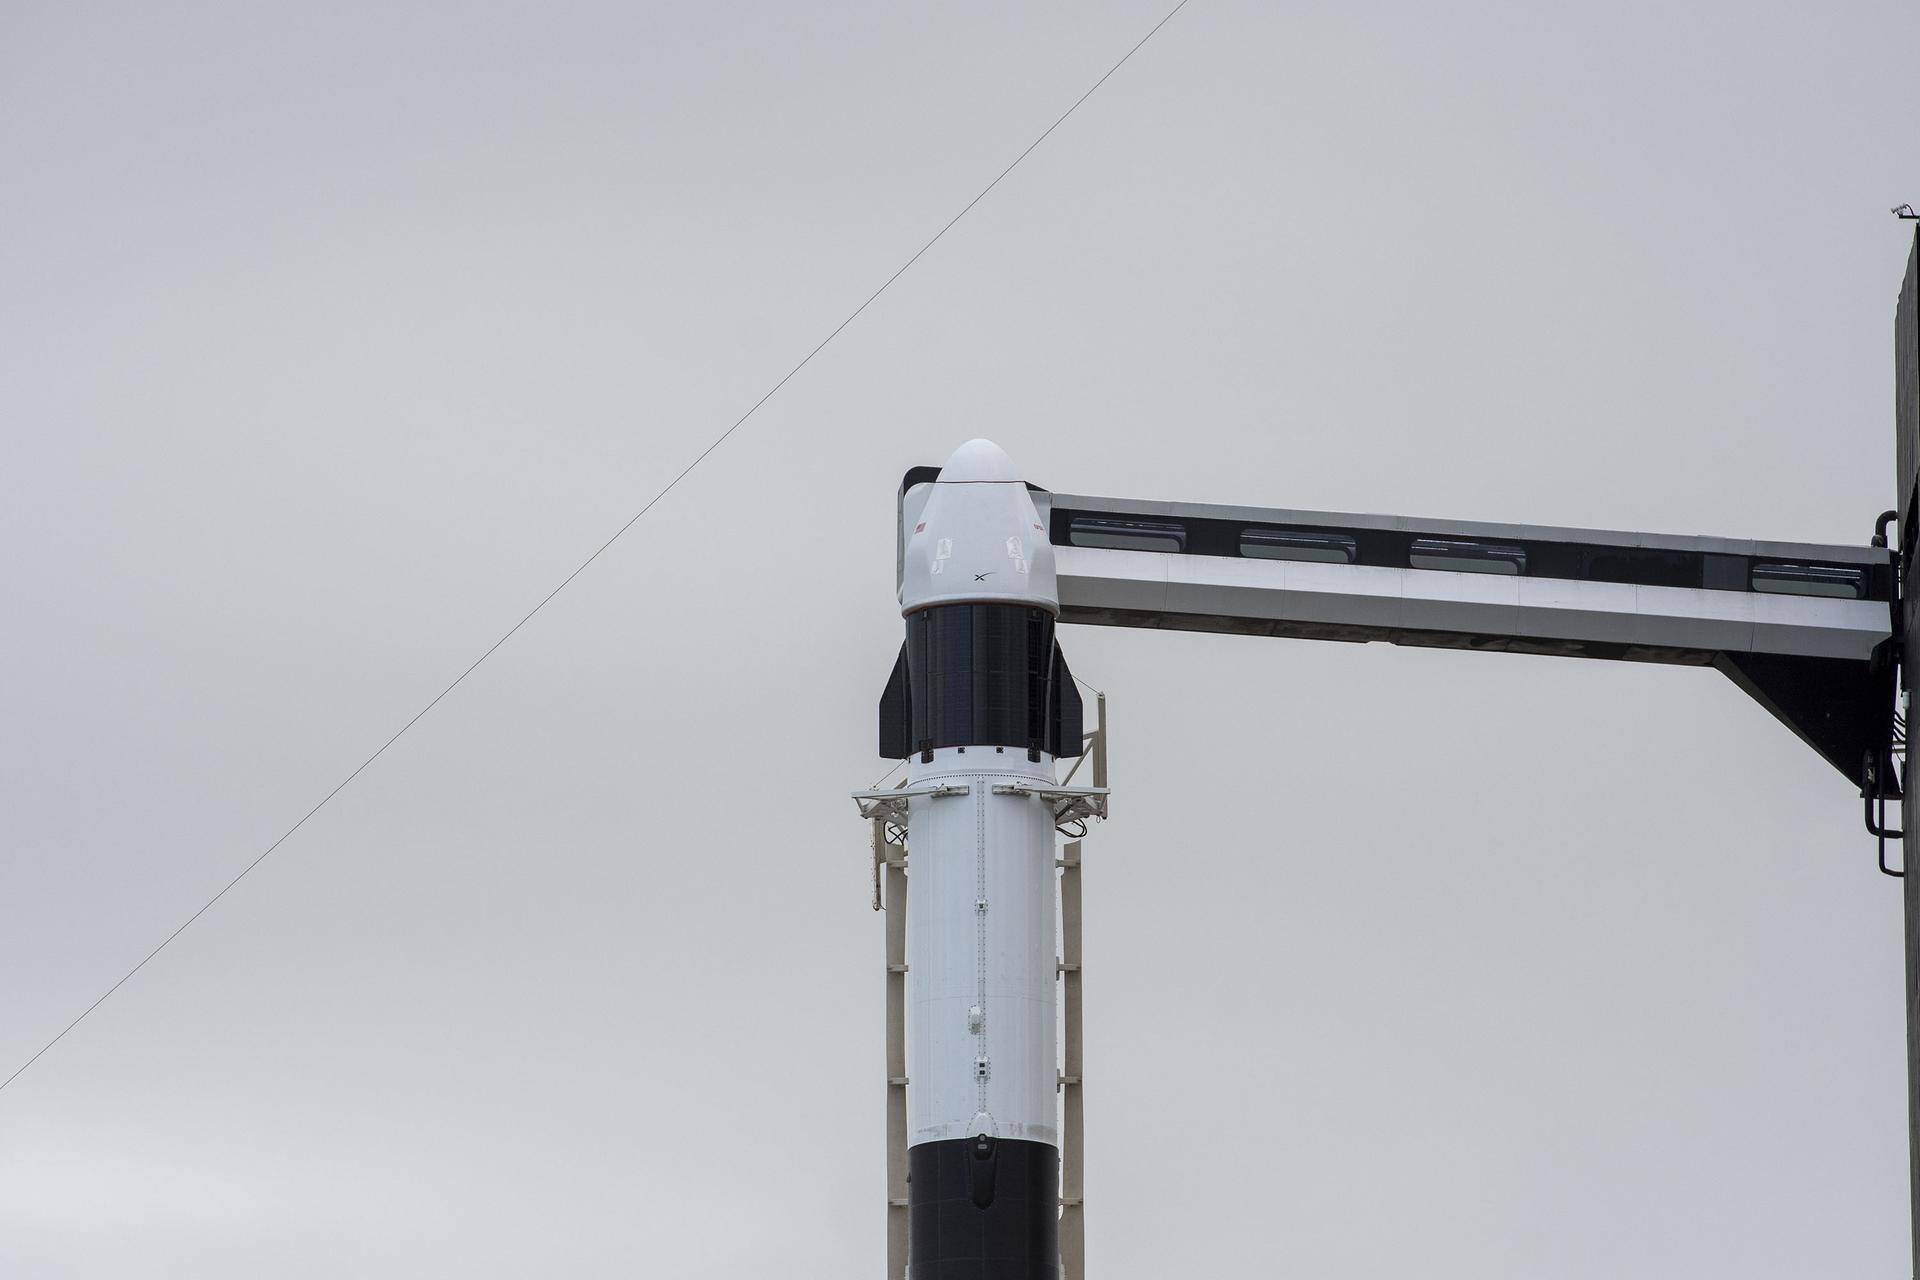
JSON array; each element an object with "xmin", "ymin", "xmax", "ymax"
[{"xmin": 859, "ymin": 228, "xmax": 1920, "ymax": 1274}]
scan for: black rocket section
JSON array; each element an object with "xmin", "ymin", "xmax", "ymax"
[
  {"xmin": 878, "ymin": 604, "xmax": 1084, "ymax": 762},
  {"xmin": 908, "ymin": 1137, "xmax": 1061, "ymax": 1279}
]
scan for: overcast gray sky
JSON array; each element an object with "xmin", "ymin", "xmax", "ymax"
[{"xmin": 4, "ymin": 1, "xmax": 1920, "ymax": 1275}]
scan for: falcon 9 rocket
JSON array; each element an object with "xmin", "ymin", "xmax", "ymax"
[{"xmin": 877, "ymin": 440, "xmax": 1083, "ymax": 1278}]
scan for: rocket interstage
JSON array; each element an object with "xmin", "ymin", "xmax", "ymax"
[{"xmin": 876, "ymin": 440, "xmax": 1084, "ymax": 1277}]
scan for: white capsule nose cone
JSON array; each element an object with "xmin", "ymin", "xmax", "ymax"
[
  {"xmin": 898, "ymin": 440, "xmax": 1058, "ymax": 615},
  {"xmin": 940, "ymin": 438, "xmax": 1020, "ymax": 483}
]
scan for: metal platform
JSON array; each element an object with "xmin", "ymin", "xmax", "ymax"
[{"xmin": 896, "ymin": 476, "xmax": 1899, "ymax": 791}]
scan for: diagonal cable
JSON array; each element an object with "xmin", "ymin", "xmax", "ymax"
[{"xmin": 0, "ymin": 0, "xmax": 1191, "ymax": 1096}]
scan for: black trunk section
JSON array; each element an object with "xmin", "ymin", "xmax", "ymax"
[{"xmin": 879, "ymin": 605, "xmax": 1083, "ymax": 760}]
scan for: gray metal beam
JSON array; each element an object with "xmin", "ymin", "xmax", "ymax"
[{"xmin": 1051, "ymin": 543, "xmax": 1886, "ymax": 664}]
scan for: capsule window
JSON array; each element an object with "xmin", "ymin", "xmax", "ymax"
[
  {"xmin": 1408, "ymin": 538, "xmax": 1526, "ymax": 575},
  {"xmin": 1750, "ymin": 563, "xmax": 1865, "ymax": 599},
  {"xmin": 1067, "ymin": 517, "xmax": 1185, "ymax": 553},
  {"xmin": 1239, "ymin": 529, "xmax": 1358, "ymax": 564}
]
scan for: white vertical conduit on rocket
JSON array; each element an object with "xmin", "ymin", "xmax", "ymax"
[{"xmin": 877, "ymin": 439, "xmax": 1083, "ymax": 1278}]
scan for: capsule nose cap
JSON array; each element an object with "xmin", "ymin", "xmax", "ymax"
[{"xmin": 940, "ymin": 438, "xmax": 1020, "ymax": 483}]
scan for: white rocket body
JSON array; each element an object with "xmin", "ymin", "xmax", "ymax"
[{"xmin": 904, "ymin": 744, "xmax": 1060, "ymax": 1147}]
